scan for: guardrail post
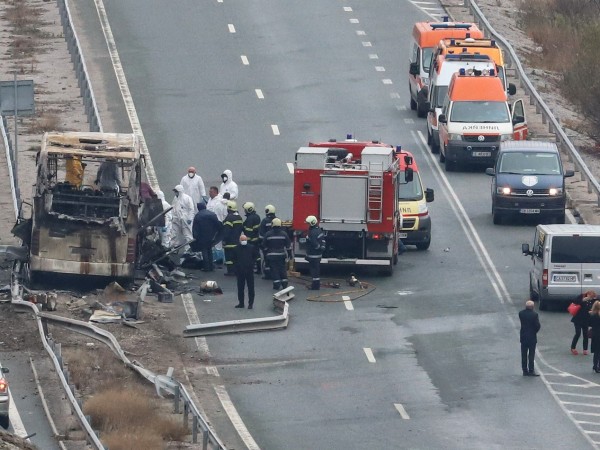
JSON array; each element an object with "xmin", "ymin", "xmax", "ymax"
[
  {"xmin": 173, "ymin": 385, "xmax": 180, "ymax": 414},
  {"xmin": 192, "ymin": 416, "xmax": 198, "ymax": 443},
  {"xmin": 183, "ymin": 401, "xmax": 189, "ymax": 426}
]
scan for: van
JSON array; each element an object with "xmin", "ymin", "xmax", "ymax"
[
  {"xmin": 426, "ymin": 54, "xmax": 496, "ymax": 153},
  {"xmin": 437, "ymin": 69, "xmax": 528, "ymax": 171},
  {"xmin": 396, "ymin": 150, "xmax": 434, "ymax": 250},
  {"xmin": 409, "ymin": 20, "xmax": 483, "ymax": 118},
  {"xmin": 485, "ymin": 141, "xmax": 574, "ymax": 224},
  {"xmin": 522, "ymin": 224, "xmax": 600, "ymax": 310}
]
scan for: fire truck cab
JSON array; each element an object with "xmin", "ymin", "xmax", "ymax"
[{"xmin": 292, "ymin": 137, "xmax": 402, "ymax": 275}]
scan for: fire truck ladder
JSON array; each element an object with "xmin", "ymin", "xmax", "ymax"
[{"xmin": 367, "ymin": 162, "xmax": 384, "ymax": 223}]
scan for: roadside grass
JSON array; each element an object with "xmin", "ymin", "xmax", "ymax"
[
  {"xmin": 29, "ymin": 111, "xmax": 62, "ymax": 134},
  {"xmin": 519, "ymin": 0, "xmax": 600, "ymax": 130}
]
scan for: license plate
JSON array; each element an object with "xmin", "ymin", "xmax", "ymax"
[
  {"xmin": 520, "ymin": 208, "xmax": 540, "ymax": 214},
  {"xmin": 552, "ymin": 274, "xmax": 577, "ymax": 283},
  {"xmin": 299, "ymin": 237, "xmax": 306, "ymax": 243},
  {"xmin": 399, "ymin": 233, "xmax": 408, "ymax": 238},
  {"xmin": 472, "ymin": 151, "xmax": 491, "ymax": 157}
]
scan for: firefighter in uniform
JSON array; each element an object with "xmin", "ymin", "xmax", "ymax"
[
  {"xmin": 263, "ymin": 218, "xmax": 291, "ymax": 290},
  {"xmin": 305, "ymin": 215, "xmax": 325, "ymax": 290},
  {"xmin": 258, "ymin": 204, "xmax": 277, "ymax": 279},
  {"xmin": 222, "ymin": 201, "xmax": 244, "ymax": 275},
  {"xmin": 242, "ymin": 202, "xmax": 262, "ymax": 274}
]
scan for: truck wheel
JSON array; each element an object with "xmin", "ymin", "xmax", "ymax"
[
  {"xmin": 416, "ymin": 238, "xmax": 431, "ymax": 250},
  {"xmin": 0, "ymin": 414, "xmax": 8, "ymax": 430}
]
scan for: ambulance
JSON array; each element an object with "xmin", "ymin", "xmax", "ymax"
[
  {"xmin": 437, "ymin": 69, "xmax": 528, "ymax": 171},
  {"xmin": 409, "ymin": 20, "xmax": 483, "ymax": 118}
]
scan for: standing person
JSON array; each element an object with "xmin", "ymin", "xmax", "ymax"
[
  {"xmin": 170, "ymin": 185, "xmax": 195, "ymax": 252},
  {"xmin": 519, "ymin": 300, "xmax": 541, "ymax": 377},
  {"xmin": 570, "ymin": 291, "xmax": 594, "ymax": 355},
  {"xmin": 590, "ymin": 300, "xmax": 600, "ymax": 373},
  {"xmin": 65, "ymin": 155, "xmax": 84, "ymax": 188},
  {"xmin": 191, "ymin": 203, "xmax": 222, "ymax": 272},
  {"xmin": 232, "ymin": 234, "xmax": 259, "ymax": 309},
  {"xmin": 219, "ymin": 169, "xmax": 239, "ymax": 200},
  {"xmin": 305, "ymin": 215, "xmax": 325, "ymax": 290},
  {"xmin": 222, "ymin": 201, "xmax": 244, "ymax": 276},
  {"xmin": 259, "ymin": 204, "xmax": 277, "ymax": 279},
  {"xmin": 95, "ymin": 160, "xmax": 121, "ymax": 194},
  {"xmin": 155, "ymin": 190, "xmax": 172, "ymax": 249},
  {"xmin": 180, "ymin": 166, "xmax": 207, "ymax": 209},
  {"xmin": 264, "ymin": 218, "xmax": 291, "ymax": 290},
  {"xmin": 207, "ymin": 186, "xmax": 227, "ymax": 265},
  {"xmin": 242, "ymin": 202, "xmax": 262, "ymax": 274}
]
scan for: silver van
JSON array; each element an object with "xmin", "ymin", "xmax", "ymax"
[{"xmin": 522, "ymin": 224, "xmax": 600, "ymax": 310}]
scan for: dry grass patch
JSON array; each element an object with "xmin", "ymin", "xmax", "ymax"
[{"xmin": 29, "ymin": 111, "xmax": 62, "ymax": 133}]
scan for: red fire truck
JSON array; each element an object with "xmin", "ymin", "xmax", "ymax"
[{"xmin": 292, "ymin": 136, "xmax": 403, "ymax": 275}]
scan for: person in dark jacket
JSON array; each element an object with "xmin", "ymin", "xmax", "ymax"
[
  {"xmin": 263, "ymin": 218, "xmax": 291, "ymax": 290},
  {"xmin": 590, "ymin": 300, "xmax": 600, "ymax": 373},
  {"xmin": 519, "ymin": 300, "xmax": 541, "ymax": 376},
  {"xmin": 232, "ymin": 234, "xmax": 259, "ymax": 309},
  {"xmin": 571, "ymin": 291, "xmax": 595, "ymax": 355},
  {"xmin": 305, "ymin": 215, "xmax": 325, "ymax": 290},
  {"xmin": 242, "ymin": 202, "xmax": 262, "ymax": 274},
  {"xmin": 259, "ymin": 204, "xmax": 277, "ymax": 279},
  {"xmin": 191, "ymin": 203, "xmax": 222, "ymax": 272},
  {"xmin": 222, "ymin": 201, "xmax": 244, "ymax": 275}
]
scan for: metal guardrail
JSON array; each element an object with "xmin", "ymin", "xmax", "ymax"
[
  {"xmin": 466, "ymin": 0, "xmax": 600, "ymax": 205},
  {"xmin": 1, "ymin": 116, "xmax": 17, "ymax": 218},
  {"xmin": 57, "ymin": 0, "xmax": 102, "ymax": 133}
]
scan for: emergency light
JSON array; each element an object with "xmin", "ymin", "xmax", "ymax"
[
  {"xmin": 459, "ymin": 68, "xmax": 466, "ymax": 75},
  {"xmin": 490, "ymin": 69, "xmax": 495, "ymax": 76}
]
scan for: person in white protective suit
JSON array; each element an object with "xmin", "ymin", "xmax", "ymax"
[
  {"xmin": 155, "ymin": 190, "xmax": 173, "ymax": 249},
  {"xmin": 219, "ymin": 169, "xmax": 239, "ymax": 200},
  {"xmin": 207, "ymin": 186, "xmax": 227, "ymax": 265},
  {"xmin": 180, "ymin": 166, "xmax": 207, "ymax": 210},
  {"xmin": 170, "ymin": 185, "xmax": 195, "ymax": 251}
]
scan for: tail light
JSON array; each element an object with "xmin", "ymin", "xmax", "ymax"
[
  {"xmin": 126, "ymin": 238, "xmax": 136, "ymax": 263},
  {"xmin": 542, "ymin": 269, "xmax": 548, "ymax": 287},
  {"xmin": 30, "ymin": 230, "xmax": 40, "ymax": 255},
  {"xmin": 0, "ymin": 380, "xmax": 7, "ymax": 393}
]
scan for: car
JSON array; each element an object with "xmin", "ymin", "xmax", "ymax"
[{"xmin": 0, "ymin": 363, "xmax": 9, "ymax": 429}]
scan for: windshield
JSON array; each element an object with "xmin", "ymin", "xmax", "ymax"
[
  {"xmin": 432, "ymin": 85, "xmax": 448, "ymax": 108},
  {"xmin": 398, "ymin": 171, "xmax": 423, "ymax": 201},
  {"xmin": 423, "ymin": 48, "xmax": 434, "ymax": 73},
  {"xmin": 498, "ymin": 152, "xmax": 561, "ymax": 175},
  {"xmin": 450, "ymin": 101, "xmax": 510, "ymax": 123}
]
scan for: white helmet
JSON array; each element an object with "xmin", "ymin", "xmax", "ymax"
[
  {"xmin": 227, "ymin": 200, "xmax": 238, "ymax": 211},
  {"xmin": 271, "ymin": 218, "xmax": 282, "ymax": 227},
  {"xmin": 243, "ymin": 201, "xmax": 255, "ymax": 213},
  {"xmin": 265, "ymin": 204, "xmax": 276, "ymax": 215},
  {"xmin": 305, "ymin": 215, "xmax": 318, "ymax": 226}
]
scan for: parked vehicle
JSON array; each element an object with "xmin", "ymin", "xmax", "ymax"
[
  {"xmin": 486, "ymin": 141, "xmax": 574, "ymax": 224},
  {"xmin": 397, "ymin": 149, "xmax": 434, "ymax": 249},
  {"xmin": 409, "ymin": 19, "xmax": 483, "ymax": 118},
  {"xmin": 522, "ymin": 224, "xmax": 600, "ymax": 310},
  {"xmin": 437, "ymin": 68, "xmax": 528, "ymax": 171},
  {"xmin": 0, "ymin": 363, "xmax": 9, "ymax": 429},
  {"xmin": 292, "ymin": 136, "xmax": 402, "ymax": 275},
  {"xmin": 426, "ymin": 53, "xmax": 497, "ymax": 153}
]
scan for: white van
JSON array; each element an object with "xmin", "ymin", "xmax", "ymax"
[{"xmin": 522, "ymin": 224, "xmax": 600, "ymax": 310}]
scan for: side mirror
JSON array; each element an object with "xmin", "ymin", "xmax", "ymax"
[
  {"xmin": 438, "ymin": 114, "xmax": 447, "ymax": 124},
  {"xmin": 1, "ymin": 367, "xmax": 8, "ymax": 374},
  {"xmin": 522, "ymin": 243, "xmax": 531, "ymax": 255},
  {"xmin": 425, "ymin": 188, "xmax": 434, "ymax": 203},
  {"xmin": 403, "ymin": 155, "xmax": 413, "ymax": 166},
  {"xmin": 485, "ymin": 168, "xmax": 496, "ymax": 176},
  {"xmin": 564, "ymin": 169, "xmax": 575, "ymax": 178},
  {"xmin": 405, "ymin": 167, "xmax": 414, "ymax": 182},
  {"xmin": 512, "ymin": 115, "xmax": 524, "ymax": 125},
  {"xmin": 507, "ymin": 83, "xmax": 517, "ymax": 96},
  {"xmin": 409, "ymin": 62, "xmax": 419, "ymax": 76}
]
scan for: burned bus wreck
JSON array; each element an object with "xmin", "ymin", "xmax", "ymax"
[{"xmin": 15, "ymin": 132, "xmax": 147, "ymax": 281}]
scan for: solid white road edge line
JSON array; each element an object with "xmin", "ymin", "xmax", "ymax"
[
  {"xmin": 8, "ymin": 388, "xmax": 28, "ymax": 439},
  {"xmin": 394, "ymin": 403, "xmax": 410, "ymax": 419},
  {"xmin": 363, "ymin": 347, "xmax": 376, "ymax": 363},
  {"xmin": 214, "ymin": 386, "xmax": 262, "ymax": 450}
]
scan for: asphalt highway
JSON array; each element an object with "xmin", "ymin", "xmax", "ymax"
[{"xmin": 71, "ymin": 0, "xmax": 600, "ymax": 448}]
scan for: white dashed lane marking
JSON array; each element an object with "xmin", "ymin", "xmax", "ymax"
[
  {"xmin": 255, "ymin": 89, "xmax": 264, "ymax": 99},
  {"xmin": 369, "ymin": 54, "xmax": 379, "ymax": 59},
  {"xmin": 375, "ymin": 66, "xmax": 385, "ymax": 72},
  {"xmin": 343, "ymin": 295, "xmax": 353, "ymax": 310},
  {"xmin": 394, "ymin": 403, "xmax": 410, "ymax": 420},
  {"xmin": 350, "ymin": 18, "xmax": 359, "ymax": 24},
  {"xmin": 362, "ymin": 41, "xmax": 372, "ymax": 47},
  {"xmin": 356, "ymin": 30, "xmax": 366, "ymax": 36},
  {"xmin": 271, "ymin": 124, "xmax": 280, "ymax": 135},
  {"xmin": 363, "ymin": 347, "xmax": 376, "ymax": 363},
  {"xmin": 382, "ymin": 79, "xmax": 393, "ymax": 85},
  {"xmin": 241, "ymin": 55, "xmax": 249, "ymax": 65},
  {"xmin": 343, "ymin": 6, "xmax": 353, "ymax": 12},
  {"xmin": 228, "ymin": 24, "xmax": 235, "ymax": 33}
]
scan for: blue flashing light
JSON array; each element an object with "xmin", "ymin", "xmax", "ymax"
[
  {"xmin": 450, "ymin": 39, "xmax": 455, "ymax": 45},
  {"xmin": 396, "ymin": 145, "xmax": 402, "ymax": 153},
  {"xmin": 443, "ymin": 16, "xmax": 449, "ymax": 22},
  {"xmin": 490, "ymin": 69, "xmax": 495, "ymax": 76},
  {"xmin": 459, "ymin": 68, "xmax": 466, "ymax": 75},
  {"xmin": 346, "ymin": 134, "xmax": 353, "ymax": 140},
  {"xmin": 491, "ymin": 39, "xmax": 496, "ymax": 46}
]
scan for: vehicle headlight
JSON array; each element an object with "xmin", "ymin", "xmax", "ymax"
[
  {"xmin": 418, "ymin": 202, "xmax": 429, "ymax": 215},
  {"xmin": 549, "ymin": 187, "xmax": 563, "ymax": 196},
  {"xmin": 448, "ymin": 133, "xmax": 462, "ymax": 141},
  {"xmin": 497, "ymin": 186, "xmax": 511, "ymax": 195},
  {"xmin": 499, "ymin": 134, "xmax": 513, "ymax": 141}
]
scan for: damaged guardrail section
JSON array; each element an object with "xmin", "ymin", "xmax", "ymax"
[{"xmin": 466, "ymin": 0, "xmax": 600, "ymax": 205}]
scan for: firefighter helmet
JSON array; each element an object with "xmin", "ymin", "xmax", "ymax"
[
  {"xmin": 227, "ymin": 200, "xmax": 237, "ymax": 211},
  {"xmin": 243, "ymin": 201, "xmax": 255, "ymax": 213},
  {"xmin": 265, "ymin": 204, "xmax": 276, "ymax": 215},
  {"xmin": 271, "ymin": 218, "xmax": 282, "ymax": 227},
  {"xmin": 305, "ymin": 215, "xmax": 318, "ymax": 227}
]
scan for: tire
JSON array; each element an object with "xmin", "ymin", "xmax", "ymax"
[
  {"xmin": 444, "ymin": 157, "xmax": 456, "ymax": 172},
  {"xmin": 416, "ymin": 238, "xmax": 431, "ymax": 250},
  {"xmin": 381, "ymin": 258, "xmax": 394, "ymax": 276},
  {"xmin": 431, "ymin": 137, "xmax": 440, "ymax": 154},
  {"xmin": 529, "ymin": 278, "xmax": 538, "ymax": 301},
  {"xmin": 539, "ymin": 292, "xmax": 548, "ymax": 311},
  {"xmin": 493, "ymin": 211, "xmax": 502, "ymax": 225},
  {"xmin": 0, "ymin": 414, "xmax": 8, "ymax": 430},
  {"xmin": 410, "ymin": 96, "xmax": 417, "ymax": 111}
]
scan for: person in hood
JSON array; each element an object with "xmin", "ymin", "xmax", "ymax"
[
  {"xmin": 95, "ymin": 160, "xmax": 121, "ymax": 194},
  {"xmin": 207, "ymin": 186, "xmax": 227, "ymax": 265},
  {"xmin": 155, "ymin": 190, "xmax": 173, "ymax": 249},
  {"xmin": 191, "ymin": 203, "xmax": 223, "ymax": 272},
  {"xmin": 170, "ymin": 184, "xmax": 195, "ymax": 251},
  {"xmin": 219, "ymin": 169, "xmax": 239, "ymax": 200},
  {"xmin": 180, "ymin": 166, "xmax": 207, "ymax": 209}
]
